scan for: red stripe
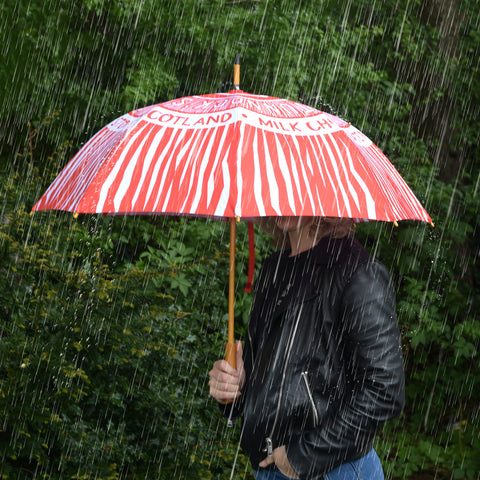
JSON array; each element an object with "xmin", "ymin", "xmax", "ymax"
[
  {"xmin": 83, "ymin": 121, "xmax": 157, "ymax": 212},
  {"xmin": 194, "ymin": 125, "xmax": 229, "ymax": 214},
  {"xmin": 238, "ymin": 125, "xmax": 261, "ymax": 217}
]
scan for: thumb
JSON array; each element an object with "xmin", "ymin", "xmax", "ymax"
[
  {"xmin": 236, "ymin": 340, "xmax": 243, "ymax": 367},
  {"xmin": 236, "ymin": 340, "xmax": 246, "ymax": 390}
]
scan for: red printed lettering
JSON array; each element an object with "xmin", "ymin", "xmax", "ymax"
[
  {"xmin": 306, "ymin": 118, "xmax": 334, "ymax": 131},
  {"xmin": 259, "ymin": 118, "xmax": 275, "ymax": 128}
]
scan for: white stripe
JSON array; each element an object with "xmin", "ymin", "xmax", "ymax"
[
  {"xmin": 235, "ymin": 122, "xmax": 245, "ymax": 217},
  {"xmin": 114, "ymin": 130, "xmax": 152, "ymax": 211},
  {"xmin": 190, "ymin": 130, "xmax": 218, "ymax": 213},
  {"xmin": 290, "ymin": 135, "xmax": 316, "ymax": 216},
  {"xmin": 341, "ymin": 139, "xmax": 376, "ymax": 219},
  {"xmin": 310, "ymin": 135, "xmax": 344, "ymax": 217},
  {"xmin": 283, "ymin": 136, "xmax": 304, "ymax": 213},
  {"xmin": 274, "ymin": 134, "xmax": 296, "ymax": 214},
  {"xmin": 321, "ymin": 134, "xmax": 353, "ymax": 217},
  {"xmin": 330, "ymin": 136, "xmax": 362, "ymax": 213},
  {"xmin": 149, "ymin": 129, "xmax": 187, "ymax": 211},
  {"xmin": 46, "ymin": 127, "xmax": 117, "ymax": 209},
  {"xmin": 361, "ymin": 146, "xmax": 404, "ymax": 219},
  {"xmin": 62, "ymin": 128, "xmax": 124, "ymax": 210},
  {"xmin": 97, "ymin": 123, "xmax": 150, "ymax": 212},
  {"xmin": 252, "ymin": 129, "xmax": 266, "ymax": 216},
  {"xmin": 129, "ymin": 129, "xmax": 163, "ymax": 209},
  {"xmin": 261, "ymin": 130, "xmax": 281, "ymax": 215},
  {"xmin": 213, "ymin": 144, "xmax": 231, "ymax": 217},
  {"xmin": 142, "ymin": 129, "xmax": 178, "ymax": 208},
  {"xmin": 180, "ymin": 130, "xmax": 211, "ymax": 213},
  {"xmin": 207, "ymin": 127, "xmax": 229, "ymax": 207}
]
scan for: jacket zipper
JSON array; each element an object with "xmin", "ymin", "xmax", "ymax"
[
  {"xmin": 264, "ymin": 305, "xmax": 304, "ymax": 456},
  {"xmin": 301, "ymin": 371, "xmax": 319, "ymax": 428}
]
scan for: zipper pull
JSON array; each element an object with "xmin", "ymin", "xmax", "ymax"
[{"xmin": 264, "ymin": 437, "xmax": 273, "ymax": 457}]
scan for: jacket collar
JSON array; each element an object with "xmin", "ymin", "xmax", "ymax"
[{"xmin": 311, "ymin": 235, "xmax": 354, "ymax": 264}]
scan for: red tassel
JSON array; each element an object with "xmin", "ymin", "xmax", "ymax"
[{"xmin": 244, "ymin": 221, "xmax": 255, "ymax": 293}]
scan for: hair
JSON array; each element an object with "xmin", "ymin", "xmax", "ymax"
[{"xmin": 257, "ymin": 216, "xmax": 355, "ymax": 250}]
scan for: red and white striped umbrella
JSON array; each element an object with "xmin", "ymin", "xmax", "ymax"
[
  {"xmin": 32, "ymin": 90, "xmax": 432, "ymax": 225},
  {"xmin": 32, "ymin": 85, "xmax": 432, "ymax": 369}
]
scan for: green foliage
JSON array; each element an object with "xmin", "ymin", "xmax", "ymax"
[
  {"xmin": 1, "ymin": 0, "xmax": 479, "ymax": 478},
  {"xmin": 0, "ymin": 156, "xmax": 258, "ymax": 478}
]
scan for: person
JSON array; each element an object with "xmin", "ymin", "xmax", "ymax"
[{"xmin": 209, "ymin": 216, "xmax": 405, "ymax": 480}]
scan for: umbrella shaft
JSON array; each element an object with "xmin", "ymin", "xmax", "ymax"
[
  {"xmin": 228, "ymin": 218, "xmax": 236, "ymax": 344},
  {"xmin": 224, "ymin": 218, "xmax": 237, "ymax": 371}
]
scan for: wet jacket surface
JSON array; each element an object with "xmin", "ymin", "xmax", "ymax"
[{"xmin": 224, "ymin": 235, "xmax": 405, "ymax": 479}]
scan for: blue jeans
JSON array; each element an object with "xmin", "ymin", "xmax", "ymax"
[{"xmin": 253, "ymin": 449, "xmax": 384, "ymax": 480}]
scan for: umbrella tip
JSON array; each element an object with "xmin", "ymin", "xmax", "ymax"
[
  {"xmin": 430, "ymin": 221, "xmax": 435, "ymax": 228},
  {"xmin": 73, "ymin": 212, "xmax": 79, "ymax": 219},
  {"xmin": 393, "ymin": 220, "xmax": 399, "ymax": 227},
  {"xmin": 234, "ymin": 54, "xmax": 240, "ymax": 90}
]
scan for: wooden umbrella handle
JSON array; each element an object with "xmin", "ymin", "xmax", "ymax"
[
  {"xmin": 225, "ymin": 342, "xmax": 236, "ymax": 370},
  {"xmin": 225, "ymin": 217, "xmax": 237, "ymax": 369}
]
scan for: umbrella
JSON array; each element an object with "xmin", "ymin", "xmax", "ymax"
[{"xmin": 32, "ymin": 57, "xmax": 432, "ymax": 368}]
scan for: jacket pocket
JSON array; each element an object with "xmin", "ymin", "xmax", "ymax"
[{"xmin": 301, "ymin": 371, "xmax": 319, "ymax": 428}]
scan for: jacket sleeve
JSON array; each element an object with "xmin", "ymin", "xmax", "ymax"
[{"xmin": 286, "ymin": 261, "xmax": 405, "ymax": 479}]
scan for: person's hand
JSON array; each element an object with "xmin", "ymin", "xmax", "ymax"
[
  {"xmin": 259, "ymin": 445, "xmax": 299, "ymax": 479},
  {"xmin": 209, "ymin": 341, "xmax": 245, "ymax": 404}
]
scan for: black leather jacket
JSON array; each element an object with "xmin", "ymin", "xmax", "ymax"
[{"xmin": 224, "ymin": 235, "xmax": 405, "ymax": 479}]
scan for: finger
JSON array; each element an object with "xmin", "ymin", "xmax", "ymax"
[
  {"xmin": 209, "ymin": 383, "xmax": 241, "ymax": 402},
  {"xmin": 208, "ymin": 376, "xmax": 242, "ymax": 393},
  {"xmin": 258, "ymin": 456, "xmax": 274, "ymax": 468},
  {"xmin": 236, "ymin": 340, "xmax": 243, "ymax": 362},
  {"xmin": 208, "ymin": 374, "xmax": 243, "ymax": 398},
  {"xmin": 210, "ymin": 390, "xmax": 241, "ymax": 402},
  {"xmin": 208, "ymin": 367, "xmax": 241, "ymax": 387},
  {"xmin": 212, "ymin": 359, "xmax": 240, "ymax": 377}
]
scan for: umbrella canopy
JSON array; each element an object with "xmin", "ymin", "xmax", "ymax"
[{"xmin": 32, "ymin": 90, "xmax": 432, "ymax": 225}]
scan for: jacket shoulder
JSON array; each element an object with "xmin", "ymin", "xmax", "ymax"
[{"xmin": 313, "ymin": 235, "xmax": 373, "ymax": 270}]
